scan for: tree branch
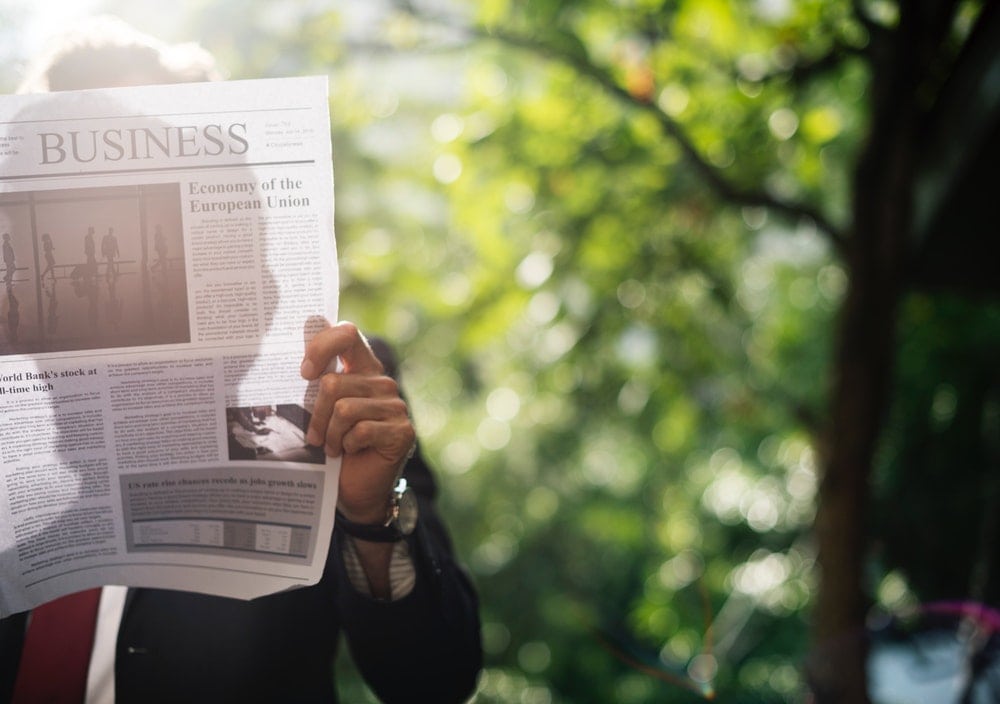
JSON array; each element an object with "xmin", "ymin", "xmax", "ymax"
[
  {"xmin": 757, "ymin": 40, "xmax": 868, "ymax": 86},
  {"xmin": 388, "ymin": 1, "xmax": 849, "ymax": 255},
  {"xmin": 477, "ymin": 25, "xmax": 849, "ymax": 256}
]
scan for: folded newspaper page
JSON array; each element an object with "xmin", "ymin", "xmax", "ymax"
[{"xmin": 0, "ymin": 76, "xmax": 339, "ymax": 617}]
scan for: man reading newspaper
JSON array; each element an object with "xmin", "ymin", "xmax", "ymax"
[{"xmin": 0, "ymin": 16, "xmax": 481, "ymax": 704}]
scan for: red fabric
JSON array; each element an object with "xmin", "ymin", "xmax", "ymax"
[{"xmin": 12, "ymin": 588, "xmax": 102, "ymax": 704}]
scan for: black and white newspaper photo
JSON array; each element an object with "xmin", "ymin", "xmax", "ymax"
[{"xmin": 0, "ymin": 76, "xmax": 339, "ymax": 617}]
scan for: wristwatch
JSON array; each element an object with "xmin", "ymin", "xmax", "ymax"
[{"xmin": 335, "ymin": 477, "xmax": 418, "ymax": 543}]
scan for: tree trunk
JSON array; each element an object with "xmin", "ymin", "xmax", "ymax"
[
  {"xmin": 809, "ymin": 246, "xmax": 904, "ymax": 703},
  {"xmin": 808, "ymin": 10, "xmax": 923, "ymax": 700}
]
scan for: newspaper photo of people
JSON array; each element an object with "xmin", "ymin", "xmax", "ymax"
[
  {"xmin": 226, "ymin": 404, "xmax": 325, "ymax": 464},
  {"xmin": 0, "ymin": 182, "xmax": 189, "ymax": 355}
]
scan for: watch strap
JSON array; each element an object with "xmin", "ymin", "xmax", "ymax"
[{"xmin": 335, "ymin": 509, "xmax": 403, "ymax": 543}]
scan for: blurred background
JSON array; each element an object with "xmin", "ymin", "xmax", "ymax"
[{"xmin": 2, "ymin": 1, "xmax": 999, "ymax": 702}]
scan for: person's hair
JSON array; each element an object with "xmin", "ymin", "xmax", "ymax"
[{"xmin": 18, "ymin": 15, "xmax": 222, "ymax": 93}]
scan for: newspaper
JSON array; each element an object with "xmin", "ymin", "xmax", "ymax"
[{"xmin": 0, "ymin": 77, "xmax": 340, "ymax": 617}]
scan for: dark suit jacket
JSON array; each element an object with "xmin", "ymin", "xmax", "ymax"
[
  {"xmin": 3, "ymin": 330, "xmax": 479, "ymax": 703},
  {"xmin": 0, "ymin": 448, "xmax": 482, "ymax": 703}
]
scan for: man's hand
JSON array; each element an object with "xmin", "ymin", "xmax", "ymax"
[{"xmin": 300, "ymin": 321, "xmax": 416, "ymax": 525}]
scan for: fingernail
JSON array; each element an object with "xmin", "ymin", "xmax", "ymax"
[
  {"xmin": 300, "ymin": 359, "xmax": 315, "ymax": 378},
  {"xmin": 306, "ymin": 428, "xmax": 320, "ymax": 446}
]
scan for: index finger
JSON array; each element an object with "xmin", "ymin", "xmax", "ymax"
[{"xmin": 300, "ymin": 321, "xmax": 384, "ymax": 379}]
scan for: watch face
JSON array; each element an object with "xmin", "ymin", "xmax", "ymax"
[{"xmin": 396, "ymin": 490, "xmax": 419, "ymax": 535}]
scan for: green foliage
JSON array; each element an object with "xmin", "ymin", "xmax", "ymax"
[{"xmin": 339, "ymin": 4, "xmax": 850, "ymax": 700}]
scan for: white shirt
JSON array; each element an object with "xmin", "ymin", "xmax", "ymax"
[{"xmin": 84, "ymin": 585, "xmax": 126, "ymax": 704}]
